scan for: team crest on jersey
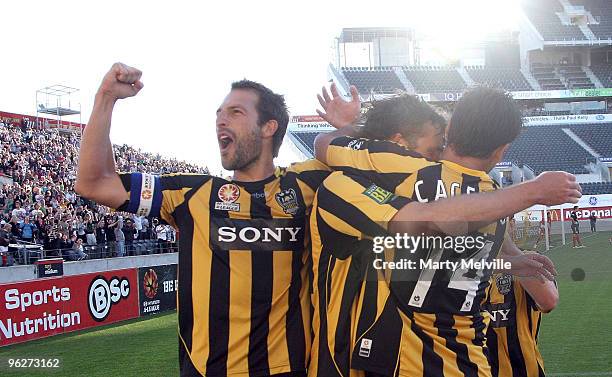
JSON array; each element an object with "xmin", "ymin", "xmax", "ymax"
[
  {"xmin": 496, "ymin": 273, "xmax": 512, "ymax": 295},
  {"xmin": 215, "ymin": 184, "xmax": 241, "ymax": 212},
  {"xmin": 141, "ymin": 189, "xmax": 153, "ymax": 200},
  {"xmin": 347, "ymin": 139, "xmax": 364, "ymax": 150},
  {"xmin": 275, "ymin": 189, "xmax": 299, "ymax": 215}
]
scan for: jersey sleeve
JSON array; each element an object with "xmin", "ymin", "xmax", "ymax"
[
  {"xmin": 315, "ymin": 172, "xmax": 412, "ymax": 259},
  {"xmin": 327, "ymin": 136, "xmax": 434, "ymax": 173},
  {"xmin": 282, "ymin": 159, "xmax": 331, "ymax": 211},
  {"xmin": 284, "ymin": 159, "xmax": 331, "ymax": 191},
  {"xmin": 117, "ymin": 172, "xmax": 209, "ymax": 226}
]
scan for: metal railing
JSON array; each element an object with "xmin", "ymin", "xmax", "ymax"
[{"xmin": 1, "ymin": 240, "xmax": 179, "ymax": 267}]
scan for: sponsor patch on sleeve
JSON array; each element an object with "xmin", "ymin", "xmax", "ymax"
[{"xmin": 362, "ymin": 184, "xmax": 395, "ymax": 205}]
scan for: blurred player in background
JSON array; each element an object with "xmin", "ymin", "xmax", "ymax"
[{"xmin": 570, "ymin": 206, "xmax": 585, "ymax": 248}]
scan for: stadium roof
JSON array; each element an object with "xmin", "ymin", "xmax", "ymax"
[{"xmin": 339, "ymin": 27, "xmax": 414, "ymax": 43}]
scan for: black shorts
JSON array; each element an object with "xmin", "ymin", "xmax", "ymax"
[{"xmin": 571, "ymin": 223, "xmax": 580, "ymax": 234}]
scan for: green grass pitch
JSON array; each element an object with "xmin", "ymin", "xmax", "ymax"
[{"xmin": 2, "ymin": 232, "xmax": 611, "ymax": 376}]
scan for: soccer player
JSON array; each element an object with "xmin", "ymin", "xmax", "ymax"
[
  {"xmin": 570, "ymin": 206, "xmax": 584, "ymax": 248},
  {"xmin": 589, "ymin": 213, "xmax": 597, "ymax": 232},
  {"xmin": 312, "ymin": 87, "xmax": 580, "ymax": 377},
  {"xmin": 309, "ymin": 90, "xmax": 447, "ymax": 377},
  {"xmin": 533, "ymin": 220, "xmax": 546, "ymax": 249},
  {"xmin": 309, "ymin": 88, "xmax": 579, "ymax": 377},
  {"xmin": 483, "ymin": 251, "xmax": 559, "ymax": 377},
  {"xmin": 76, "ymin": 63, "xmax": 332, "ymax": 377}
]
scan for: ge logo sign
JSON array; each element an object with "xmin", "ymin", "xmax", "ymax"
[
  {"xmin": 589, "ymin": 196, "xmax": 598, "ymax": 206},
  {"xmin": 88, "ymin": 276, "xmax": 130, "ymax": 321}
]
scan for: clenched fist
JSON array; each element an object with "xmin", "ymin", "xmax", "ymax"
[
  {"xmin": 530, "ymin": 171, "xmax": 582, "ymax": 206},
  {"xmin": 97, "ymin": 62, "xmax": 144, "ymax": 101}
]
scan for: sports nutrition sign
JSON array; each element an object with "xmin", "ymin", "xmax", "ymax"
[{"xmin": 0, "ymin": 269, "xmax": 139, "ymax": 346}]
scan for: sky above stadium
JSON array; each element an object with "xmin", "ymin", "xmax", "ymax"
[{"xmin": 2, "ymin": 0, "xmax": 520, "ymax": 174}]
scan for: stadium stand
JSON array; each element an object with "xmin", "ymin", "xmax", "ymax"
[
  {"xmin": 522, "ymin": 0, "xmax": 587, "ymax": 41},
  {"xmin": 291, "ymin": 132, "xmax": 317, "ymax": 157},
  {"xmin": 569, "ymin": 123, "xmax": 612, "ymax": 156},
  {"xmin": 581, "ymin": 181, "xmax": 612, "ymax": 194},
  {"xmin": 571, "ymin": 0, "xmax": 612, "ymax": 39},
  {"xmin": 504, "ymin": 125, "xmax": 594, "ymax": 174},
  {"xmin": 531, "ymin": 64, "xmax": 567, "ymax": 90},
  {"xmin": 0, "ymin": 118, "xmax": 207, "ymax": 266},
  {"xmin": 556, "ymin": 65, "xmax": 596, "ymax": 89},
  {"xmin": 402, "ymin": 66, "xmax": 467, "ymax": 93},
  {"xmin": 465, "ymin": 66, "xmax": 534, "ymax": 91},
  {"xmin": 341, "ymin": 66, "xmax": 405, "ymax": 94},
  {"xmin": 591, "ymin": 64, "xmax": 612, "ymax": 87}
]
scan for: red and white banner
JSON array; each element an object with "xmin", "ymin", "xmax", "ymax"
[
  {"xmin": 0, "ymin": 268, "xmax": 139, "ymax": 346},
  {"xmin": 0, "ymin": 110, "xmax": 85, "ymax": 132},
  {"xmin": 559, "ymin": 206, "xmax": 612, "ymax": 221},
  {"xmin": 515, "ymin": 206, "xmax": 612, "ymax": 222}
]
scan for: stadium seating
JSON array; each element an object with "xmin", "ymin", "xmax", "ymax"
[
  {"xmin": 531, "ymin": 64, "xmax": 567, "ymax": 90},
  {"xmin": 571, "ymin": 0, "xmax": 612, "ymax": 39},
  {"xmin": 465, "ymin": 66, "xmax": 533, "ymax": 91},
  {"xmin": 522, "ymin": 0, "xmax": 587, "ymax": 41},
  {"xmin": 556, "ymin": 65, "xmax": 596, "ymax": 89},
  {"xmin": 291, "ymin": 132, "xmax": 318, "ymax": 156},
  {"xmin": 341, "ymin": 67, "xmax": 405, "ymax": 94},
  {"xmin": 0, "ymin": 118, "xmax": 200, "ymax": 265},
  {"xmin": 569, "ymin": 123, "xmax": 612, "ymax": 156},
  {"xmin": 402, "ymin": 66, "xmax": 467, "ymax": 93},
  {"xmin": 580, "ymin": 181, "xmax": 612, "ymax": 194},
  {"xmin": 591, "ymin": 64, "xmax": 612, "ymax": 87},
  {"xmin": 504, "ymin": 125, "xmax": 594, "ymax": 174}
]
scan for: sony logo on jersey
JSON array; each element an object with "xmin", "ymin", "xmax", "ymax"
[
  {"xmin": 487, "ymin": 309, "xmax": 511, "ymax": 321},
  {"xmin": 218, "ymin": 227, "xmax": 301, "ymax": 243},
  {"xmin": 210, "ymin": 217, "xmax": 305, "ymax": 251},
  {"xmin": 413, "ymin": 179, "xmax": 477, "ymax": 203},
  {"xmin": 484, "ymin": 303, "xmax": 514, "ymax": 328}
]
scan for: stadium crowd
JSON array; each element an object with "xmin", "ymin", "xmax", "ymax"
[{"xmin": 0, "ymin": 119, "xmax": 207, "ymax": 265}]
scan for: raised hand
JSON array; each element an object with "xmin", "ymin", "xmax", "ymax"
[
  {"xmin": 97, "ymin": 62, "xmax": 144, "ymax": 101},
  {"xmin": 530, "ymin": 171, "xmax": 582, "ymax": 206},
  {"xmin": 316, "ymin": 83, "xmax": 360, "ymax": 129}
]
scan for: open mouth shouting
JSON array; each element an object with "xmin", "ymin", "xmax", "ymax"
[{"xmin": 217, "ymin": 131, "xmax": 235, "ymax": 153}]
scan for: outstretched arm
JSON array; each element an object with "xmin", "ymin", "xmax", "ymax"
[
  {"xmin": 389, "ymin": 171, "xmax": 581, "ymax": 236},
  {"xmin": 313, "ymin": 83, "xmax": 361, "ymax": 164},
  {"xmin": 75, "ymin": 63, "xmax": 144, "ymax": 209}
]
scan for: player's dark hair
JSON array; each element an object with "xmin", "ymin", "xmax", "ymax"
[
  {"xmin": 447, "ymin": 87, "xmax": 522, "ymax": 158},
  {"xmin": 231, "ymin": 80, "xmax": 289, "ymax": 158},
  {"xmin": 361, "ymin": 94, "xmax": 446, "ymax": 147}
]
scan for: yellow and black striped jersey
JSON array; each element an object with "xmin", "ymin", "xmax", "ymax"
[
  {"xmin": 322, "ymin": 137, "xmax": 507, "ymax": 377},
  {"xmin": 118, "ymin": 160, "xmax": 330, "ymax": 377},
  {"xmin": 310, "ymin": 171, "xmax": 413, "ymax": 377},
  {"xmin": 327, "ymin": 136, "xmax": 507, "ymax": 315},
  {"xmin": 483, "ymin": 274, "xmax": 546, "ymax": 377}
]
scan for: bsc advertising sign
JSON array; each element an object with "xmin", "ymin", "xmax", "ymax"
[
  {"xmin": 138, "ymin": 264, "xmax": 177, "ymax": 316},
  {"xmin": 0, "ymin": 268, "xmax": 139, "ymax": 347}
]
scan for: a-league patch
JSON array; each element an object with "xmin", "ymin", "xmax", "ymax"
[
  {"xmin": 215, "ymin": 183, "xmax": 241, "ymax": 212},
  {"xmin": 362, "ymin": 184, "xmax": 395, "ymax": 205}
]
